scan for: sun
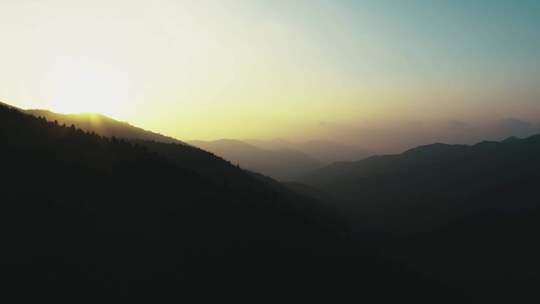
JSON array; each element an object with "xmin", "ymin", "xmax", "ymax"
[{"xmin": 47, "ymin": 58, "xmax": 129, "ymax": 118}]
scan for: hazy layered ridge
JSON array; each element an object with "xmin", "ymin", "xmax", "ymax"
[
  {"xmin": 188, "ymin": 139, "xmax": 324, "ymax": 181},
  {"xmin": 245, "ymin": 139, "xmax": 374, "ymax": 163}
]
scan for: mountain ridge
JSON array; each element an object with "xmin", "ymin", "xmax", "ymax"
[
  {"xmin": 301, "ymin": 134, "xmax": 540, "ymax": 281},
  {"xmin": 26, "ymin": 109, "xmax": 184, "ymax": 144},
  {"xmin": 22, "ymin": 108, "xmax": 325, "ymax": 181},
  {"xmin": 188, "ymin": 138, "xmax": 325, "ymax": 180}
]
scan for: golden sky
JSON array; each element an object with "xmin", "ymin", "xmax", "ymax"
[{"xmin": 1, "ymin": 0, "xmax": 539, "ymax": 148}]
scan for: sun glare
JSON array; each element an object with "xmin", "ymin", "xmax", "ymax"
[{"xmin": 47, "ymin": 58, "xmax": 129, "ymax": 117}]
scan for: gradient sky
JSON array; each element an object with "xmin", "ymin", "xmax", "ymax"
[{"xmin": 1, "ymin": 0, "xmax": 539, "ymax": 150}]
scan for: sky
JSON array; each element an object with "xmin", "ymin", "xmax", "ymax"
[{"xmin": 1, "ymin": 0, "xmax": 539, "ymax": 151}]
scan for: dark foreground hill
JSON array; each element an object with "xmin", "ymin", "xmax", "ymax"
[
  {"xmin": 0, "ymin": 103, "xmax": 428, "ymax": 298},
  {"xmin": 303, "ymin": 137, "xmax": 540, "ymax": 282}
]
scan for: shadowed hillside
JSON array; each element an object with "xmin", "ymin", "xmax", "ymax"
[
  {"xmin": 0, "ymin": 103, "xmax": 424, "ymax": 297},
  {"xmin": 302, "ymin": 136, "xmax": 540, "ymax": 282},
  {"xmin": 5, "ymin": 100, "xmax": 540, "ymax": 296}
]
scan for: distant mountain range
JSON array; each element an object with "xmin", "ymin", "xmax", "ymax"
[
  {"xmin": 302, "ymin": 137, "xmax": 540, "ymax": 202},
  {"xmin": 246, "ymin": 138, "xmax": 374, "ymax": 163},
  {"xmin": 187, "ymin": 138, "xmax": 375, "ymax": 181},
  {"xmin": 187, "ymin": 139, "xmax": 324, "ymax": 180}
]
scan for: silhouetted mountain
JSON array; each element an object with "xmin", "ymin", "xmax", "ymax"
[
  {"xmin": 26, "ymin": 109, "xmax": 184, "ymax": 144},
  {"xmin": 5, "ymin": 101, "xmax": 538, "ymax": 296},
  {"xmin": 1, "ymin": 102, "xmax": 427, "ymax": 297},
  {"xmin": 246, "ymin": 138, "xmax": 374, "ymax": 163},
  {"xmin": 302, "ymin": 136, "xmax": 540, "ymax": 282},
  {"xmin": 187, "ymin": 139, "xmax": 324, "ymax": 180}
]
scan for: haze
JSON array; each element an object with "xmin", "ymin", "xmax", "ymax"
[{"xmin": 1, "ymin": 0, "xmax": 539, "ymax": 152}]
